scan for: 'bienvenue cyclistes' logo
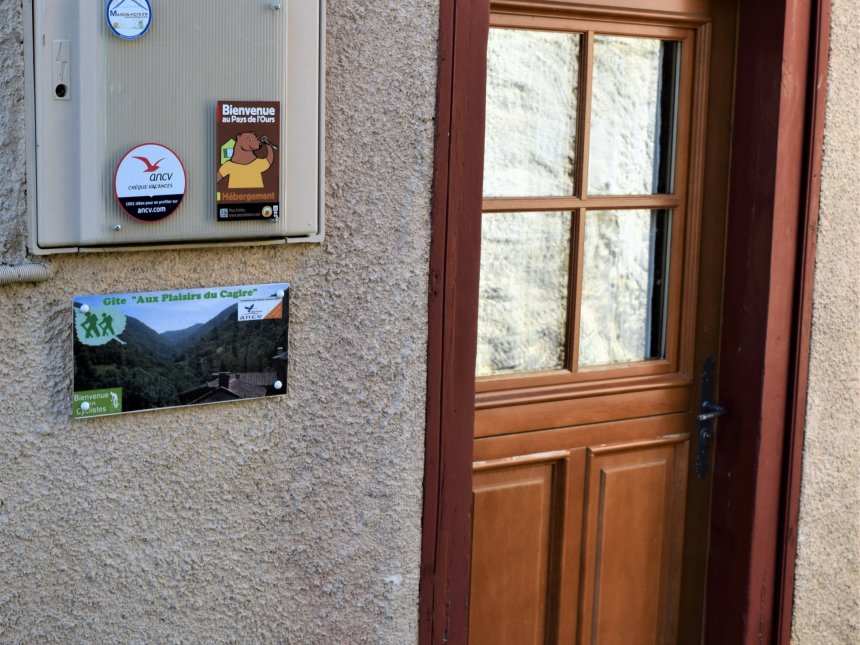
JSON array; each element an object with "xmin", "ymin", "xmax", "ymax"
[{"xmin": 74, "ymin": 388, "xmax": 124, "ymax": 418}]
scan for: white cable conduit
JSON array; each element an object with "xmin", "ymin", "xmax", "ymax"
[{"xmin": 0, "ymin": 263, "xmax": 50, "ymax": 285}]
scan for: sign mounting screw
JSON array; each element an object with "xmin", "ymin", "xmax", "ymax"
[
  {"xmin": 271, "ymin": 2, "xmax": 281, "ymax": 9},
  {"xmin": 113, "ymin": 224, "xmax": 122, "ymax": 232}
]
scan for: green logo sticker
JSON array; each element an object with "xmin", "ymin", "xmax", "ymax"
[
  {"xmin": 73, "ymin": 388, "xmax": 123, "ymax": 418},
  {"xmin": 220, "ymin": 137, "xmax": 236, "ymax": 165},
  {"xmin": 75, "ymin": 307, "xmax": 127, "ymax": 346}
]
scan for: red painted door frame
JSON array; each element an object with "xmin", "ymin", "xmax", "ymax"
[
  {"xmin": 707, "ymin": 0, "xmax": 830, "ymax": 642},
  {"xmin": 418, "ymin": 0, "xmax": 831, "ymax": 643}
]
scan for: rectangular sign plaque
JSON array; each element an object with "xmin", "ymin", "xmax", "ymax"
[
  {"xmin": 72, "ymin": 283, "xmax": 289, "ymax": 418},
  {"xmin": 216, "ymin": 100, "xmax": 282, "ymax": 222}
]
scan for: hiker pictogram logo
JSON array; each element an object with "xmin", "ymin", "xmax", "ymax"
[{"xmin": 74, "ymin": 306, "xmax": 128, "ymax": 347}]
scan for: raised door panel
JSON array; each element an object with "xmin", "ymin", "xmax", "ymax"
[
  {"xmin": 578, "ymin": 437, "xmax": 688, "ymax": 644},
  {"xmin": 469, "ymin": 451, "xmax": 586, "ymax": 644}
]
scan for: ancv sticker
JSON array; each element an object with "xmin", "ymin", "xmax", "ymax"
[
  {"xmin": 238, "ymin": 297, "xmax": 284, "ymax": 322},
  {"xmin": 115, "ymin": 143, "xmax": 186, "ymax": 222}
]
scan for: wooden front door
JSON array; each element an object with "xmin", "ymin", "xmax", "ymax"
[{"xmin": 467, "ymin": 1, "xmax": 737, "ymax": 642}]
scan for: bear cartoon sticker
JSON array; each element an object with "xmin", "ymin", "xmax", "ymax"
[
  {"xmin": 216, "ymin": 101, "xmax": 281, "ymax": 222},
  {"xmin": 218, "ymin": 132, "xmax": 274, "ymax": 189}
]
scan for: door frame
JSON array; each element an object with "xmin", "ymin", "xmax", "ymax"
[{"xmin": 419, "ymin": 0, "xmax": 831, "ymax": 643}]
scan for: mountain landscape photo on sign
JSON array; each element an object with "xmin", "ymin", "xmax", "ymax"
[{"xmin": 73, "ymin": 294, "xmax": 289, "ymax": 413}]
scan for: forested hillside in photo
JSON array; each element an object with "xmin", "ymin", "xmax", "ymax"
[{"xmin": 73, "ymin": 303, "xmax": 289, "ymax": 412}]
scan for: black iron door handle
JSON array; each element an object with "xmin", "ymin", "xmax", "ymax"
[
  {"xmin": 697, "ymin": 401, "xmax": 727, "ymax": 422},
  {"xmin": 696, "ymin": 356, "xmax": 727, "ymax": 479}
]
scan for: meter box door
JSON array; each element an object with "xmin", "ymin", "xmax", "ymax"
[{"xmin": 26, "ymin": 0, "xmax": 324, "ymax": 253}]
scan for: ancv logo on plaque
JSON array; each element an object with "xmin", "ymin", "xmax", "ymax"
[
  {"xmin": 114, "ymin": 143, "xmax": 186, "ymax": 222},
  {"xmin": 238, "ymin": 296, "xmax": 284, "ymax": 322},
  {"xmin": 216, "ymin": 101, "xmax": 281, "ymax": 222}
]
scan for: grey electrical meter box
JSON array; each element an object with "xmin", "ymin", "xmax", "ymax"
[{"xmin": 25, "ymin": 0, "xmax": 324, "ymax": 253}]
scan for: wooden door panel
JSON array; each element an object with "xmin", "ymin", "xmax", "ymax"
[
  {"xmin": 470, "ymin": 460, "xmax": 554, "ymax": 644},
  {"xmin": 469, "ymin": 451, "xmax": 586, "ymax": 644},
  {"xmin": 474, "ymin": 411, "xmax": 689, "ymax": 462},
  {"xmin": 579, "ymin": 437, "xmax": 689, "ymax": 644},
  {"xmin": 475, "ymin": 383, "xmax": 691, "ymax": 438}
]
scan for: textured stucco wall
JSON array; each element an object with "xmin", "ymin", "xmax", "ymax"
[
  {"xmin": 0, "ymin": 0, "xmax": 26, "ymax": 262},
  {"xmin": 792, "ymin": 0, "xmax": 860, "ymax": 641},
  {"xmin": 0, "ymin": 0, "xmax": 437, "ymax": 642}
]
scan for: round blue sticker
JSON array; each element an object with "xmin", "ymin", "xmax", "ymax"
[{"xmin": 105, "ymin": 0, "xmax": 153, "ymax": 41}]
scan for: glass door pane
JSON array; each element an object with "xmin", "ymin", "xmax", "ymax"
[
  {"xmin": 484, "ymin": 28, "xmax": 581, "ymax": 198},
  {"xmin": 476, "ymin": 211, "xmax": 573, "ymax": 376},
  {"xmin": 578, "ymin": 209, "xmax": 671, "ymax": 367},
  {"xmin": 588, "ymin": 37, "xmax": 680, "ymax": 196}
]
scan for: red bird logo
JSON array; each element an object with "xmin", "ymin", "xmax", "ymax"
[{"xmin": 133, "ymin": 156, "xmax": 165, "ymax": 172}]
